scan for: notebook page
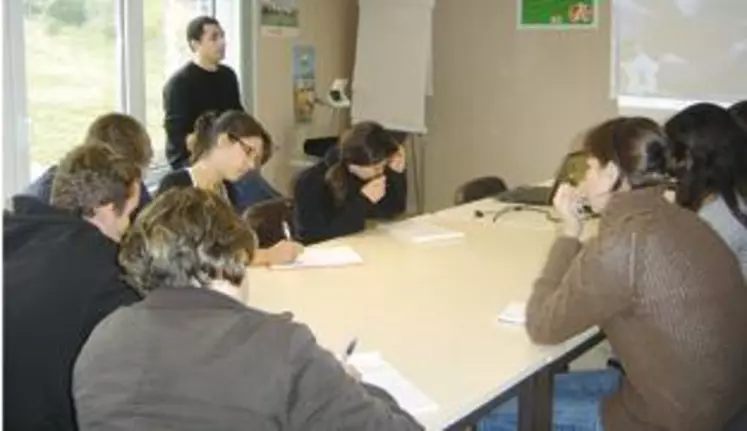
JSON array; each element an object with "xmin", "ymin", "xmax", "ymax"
[
  {"xmin": 271, "ymin": 246, "xmax": 363, "ymax": 270},
  {"xmin": 383, "ymin": 219, "xmax": 464, "ymax": 244},
  {"xmin": 496, "ymin": 301, "xmax": 526, "ymax": 325},
  {"xmin": 348, "ymin": 352, "xmax": 438, "ymax": 415}
]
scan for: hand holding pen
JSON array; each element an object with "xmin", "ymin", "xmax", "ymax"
[
  {"xmin": 341, "ymin": 338, "xmax": 361, "ymax": 381},
  {"xmin": 267, "ymin": 220, "xmax": 303, "ymax": 264}
]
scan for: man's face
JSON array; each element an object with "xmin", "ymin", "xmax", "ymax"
[
  {"xmin": 92, "ymin": 182, "xmax": 141, "ymax": 243},
  {"xmin": 193, "ymin": 23, "xmax": 226, "ymax": 63}
]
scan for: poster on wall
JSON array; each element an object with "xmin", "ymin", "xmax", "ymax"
[
  {"xmin": 293, "ymin": 44, "xmax": 316, "ymax": 124},
  {"xmin": 260, "ymin": 0, "xmax": 300, "ymax": 37},
  {"xmin": 518, "ymin": 0, "xmax": 598, "ymax": 29}
]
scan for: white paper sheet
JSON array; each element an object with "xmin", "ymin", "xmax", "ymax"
[
  {"xmin": 348, "ymin": 352, "xmax": 438, "ymax": 415},
  {"xmin": 271, "ymin": 246, "xmax": 363, "ymax": 270},
  {"xmin": 496, "ymin": 301, "xmax": 527, "ymax": 325},
  {"xmin": 382, "ymin": 219, "xmax": 464, "ymax": 244}
]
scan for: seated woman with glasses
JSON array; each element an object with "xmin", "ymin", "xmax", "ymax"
[{"xmin": 158, "ymin": 110, "xmax": 302, "ymax": 265}]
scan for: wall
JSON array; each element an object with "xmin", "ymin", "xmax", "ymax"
[
  {"xmin": 255, "ymin": 0, "xmax": 358, "ymax": 193},
  {"xmin": 424, "ymin": 0, "xmax": 616, "ymax": 210}
]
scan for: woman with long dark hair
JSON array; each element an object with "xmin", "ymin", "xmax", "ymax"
[
  {"xmin": 293, "ymin": 122, "xmax": 407, "ymax": 244},
  {"xmin": 665, "ymin": 103, "xmax": 747, "ymax": 278}
]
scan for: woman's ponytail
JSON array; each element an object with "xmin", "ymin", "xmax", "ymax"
[{"xmin": 188, "ymin": 111, "xmax": 219, "ymax": 164}]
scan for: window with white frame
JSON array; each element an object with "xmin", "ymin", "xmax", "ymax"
[
  {"xmin": 7, "ymin": 0, "xmax": 252, "ymax": 192},
  {"xmin": 24, "ymin": 0, "xmax": 120, "ymax": 178},
  {"xmin": 614, "ymin": 0, "xmax": 747, "ymax": 109}
]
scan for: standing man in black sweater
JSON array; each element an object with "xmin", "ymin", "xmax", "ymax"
[
  {"xmin": 163, "ymin": 16, "xmax": 241, "ymax": 169},
  {"xmin": 163, "ymin": 16, "xmax": 281, "ymax": 210}
]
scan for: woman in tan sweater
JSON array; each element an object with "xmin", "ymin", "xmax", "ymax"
[{"xmin": 480, "ymin": 117, "xmax": 747, "ymax": 431}]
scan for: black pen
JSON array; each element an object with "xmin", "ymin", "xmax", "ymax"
[{"xmin": 341, "ymin": 338, "xmax": 358, "ymax": 363}]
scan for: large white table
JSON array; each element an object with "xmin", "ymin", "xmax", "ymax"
[{"xmin": 246, "ymin": 198, "xmax": 602, "ymax": 430}]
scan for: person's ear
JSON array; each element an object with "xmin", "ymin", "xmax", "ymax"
[
  {"xmin": 189, "ymin": 39, "xmax": 200, "ymax": 52},
  {"xmin": 93, "ymin": 202, "xmax": 117, "ymax": 219},
  {"xmin": 127, "ymin": 182, "xmax": 141, "ymax": 209},
  {"xmin": 604, "ymin": 162, "xmax": 621, "ymax": 188}
]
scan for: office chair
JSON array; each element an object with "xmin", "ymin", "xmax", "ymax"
[
  {"xmin": 241, "ymin": 198, "xmax": 294, "ymax": 248},
  {"xmin": 454, "ymin": 176, "xmax": 508, "ymax": 205},
  {"xmin": 303, "ymin": 136, "xmax": 338, "ymax": 158}
]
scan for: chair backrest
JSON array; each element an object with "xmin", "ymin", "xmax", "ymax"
[
  {"xmin": 303, "ymin": 136, "xmax": 338, "ymax": 158},
  {"xmin": 454, "ymin": 176, "xmax": 508, "ymax": 205},
  {"xmin": 241, "ymin": 198, "xmax": 294, "ymax": 248}
]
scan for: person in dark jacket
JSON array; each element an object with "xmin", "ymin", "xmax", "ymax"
[
  {"xmin": 23, "ymin": 112, "xmax": 153, "ymax": 218},
  {"xmin": 163, "ymin": 15, "xmax": 280, "ymax": 208},
  {"xmin": 73, "ymin": 187, "xmax": 424, "ymax": 431},
  {"xmin": 158, "ymin": 110, "xmax": 302, "ymax": 265},
  {"xmin": 293, "ymin": 121, "xmax": 407, "ymax": 244},
  {"xmin": 4, "ymin": 143, "xmax": 143, "ymax": 431}
]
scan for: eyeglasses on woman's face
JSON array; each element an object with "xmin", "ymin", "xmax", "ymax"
[{"xmin": 228, "ymin": 133, "xmax": 264, "ymax": 161}]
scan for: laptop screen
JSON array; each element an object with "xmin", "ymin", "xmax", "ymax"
[
  {"xmin": 496, "ymin": 151, "xmax": 590, "ymax": 206},
  {"xmin": 546, "ymin": 151, "xmax": 590, "ymax": 204},
  {"xmin": 555, "ymin": 151, "xmax": 589, "ymax": 187}
]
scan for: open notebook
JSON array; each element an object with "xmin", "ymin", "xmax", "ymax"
[
  {"xmin": 348, "ymin": 352, "xmax": 438, "ymax": 416},
  {"xmin": 271, "ymin": 246, "xmax": 363, "ymax": 270}
]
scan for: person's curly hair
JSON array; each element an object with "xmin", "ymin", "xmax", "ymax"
[
  {"xmin": 119, "ymin": 187, "xmax": 257, "ymax": 292},
  {"xmin": 51, "ymin": 142, "xmax": 142, "ymax": 217}
]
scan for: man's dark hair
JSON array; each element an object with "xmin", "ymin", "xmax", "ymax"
[
  {"xmin": 51, "ymin": 142, "xmax": 142, "ymax": 217},
  {"xmin": 186, "ymin": 15, "xmax": 221, "ymax": 48}
]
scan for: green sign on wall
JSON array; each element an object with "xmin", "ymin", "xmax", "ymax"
[{"xmin": 519, "ymin": 0, "xmax": 598, "ymax": 29}]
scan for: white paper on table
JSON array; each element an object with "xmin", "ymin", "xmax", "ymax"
[
  {"xmin": 271, "ymin": 246, "xmax": 363, "ymax": 270},
  {"xmin": 496, "ymin": 301, "xmax": 527, "ymax": 325},
  {"xmin": 382, "ymin": 219, "xmax": 464, "ymax": 244},
  {"xmin": 348, "ymin": 352, "xmax": 438, "ymax": 415}
]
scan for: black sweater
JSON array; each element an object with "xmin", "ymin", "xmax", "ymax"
[
  {"xmin": 293, "ymin": 151, "xmax": 407, "ymax": 245},
  {"xmin": 3, "ymin": 196, "xmax": 141, "ymax": 431},
  {"xmin": 163, "ymin": 62, "xmax": 243, "ymax": 169},
  {"xmin": 156, "ymin": 168, "xmax": 239, "ymax": 210}
]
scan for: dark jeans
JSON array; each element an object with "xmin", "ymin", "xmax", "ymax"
[{"xmin": 477, "ymin": 369, "xmax": 621, "ymax": 431}]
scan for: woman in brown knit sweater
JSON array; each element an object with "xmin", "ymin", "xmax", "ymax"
[{"xmin": 481, "ymin": 117, "xmax": 747, "ymax": 431}]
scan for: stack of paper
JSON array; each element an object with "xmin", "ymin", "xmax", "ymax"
[
  {"xmin": 348, "ymin": 352, "xmax": 438, "ymax": 415},
  {"xmin": 496, "ymin": 301, "xmax": 527, "ymax": 325},
  {"xmin": 271, "ymin": 246, "xmax": 363, "ymax": 270},
  {"xmin": 383, "ymin": 219, "xmax": 464, "ymax": 244}
]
